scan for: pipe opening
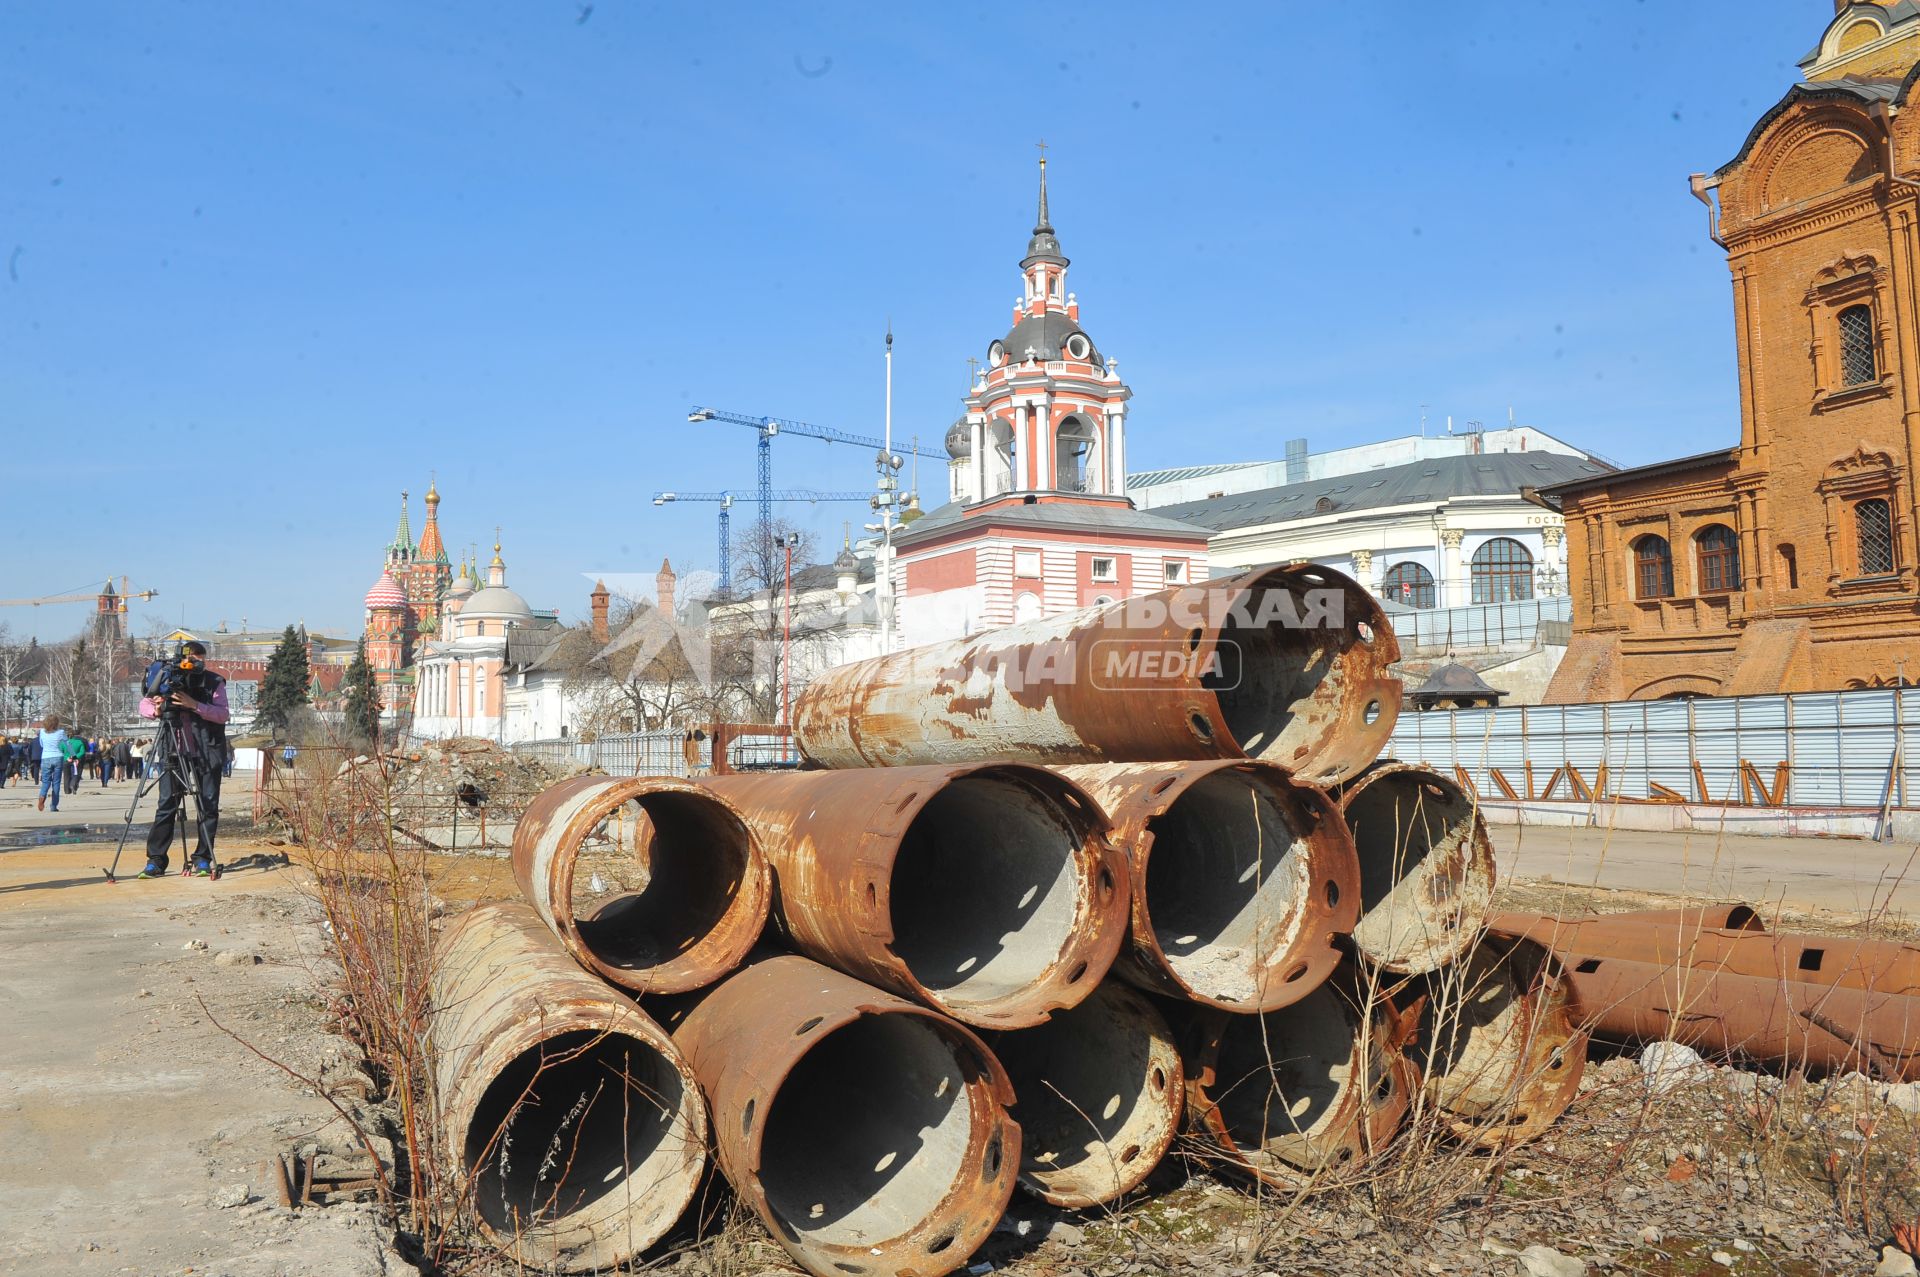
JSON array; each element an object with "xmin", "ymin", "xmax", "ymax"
[
  {"xmin": 1207, "ymin": 983, "xmax": 1378, "ymax": 1177},
  {"xmin": 1343, "ymin": 770, "xmax": 1490, "ymax": 973},
  {"xmin": 1204, "ymin": 586, "xmax": 1343, "ymax": 763},
  {"xmin": 466, "ymin": 1029, "xmax": 695, "ymax": 1241},
  {"xmin": 570, "ymin": 792, "xmax": 754, "ymax": 978},
  {"xmin": 758, "ymin": 1014, "xmax": 985, "ymax": 1249},
  {"xmin": 990, "ymin": 986, "xmax": 1178, "ymax": 1206},
  {"xmin": 889, "ymin": 774, "xmax": 1088, "ymax": 1011},
  {"xmin": 1142, "ymin": 770, "xmax": 1310, "ymax": 1005}
]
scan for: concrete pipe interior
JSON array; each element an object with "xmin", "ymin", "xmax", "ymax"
[
  {"xmin": 757, "ymin": 1013, "xmax": 1000, "ymax": 1259},
  {"xmin": 1343, "ymin": 773, "xmax": 1481, "ymax": 970},
  {"xmin": 466, "ymin": 1028, "xmax": 697, "ymax": 1250},
  {"xmin": 1422, "ymin": 942, "xmax": 1572, "ymax": 1126},
  {"xmin": 1143, "ymin": 770, "xmax": 1314, "ymax": 1006},
  {"xmin": 570, "ymin": 792, "xmax": 753, "ymax": 977},
  {"xmin": 992, "ymin": 991, "xmax": 1174, "ymax": 1202},
  {"xmin": 888, "ymin": 773, "xmax": 1095, "ymax": 1013},
  {"xmin": 1209, "ymin": 983, "xmax": 1377, "ymax": 1176},
  {"xmin": 1205, "ymin": 572, "xmax": 1376, "ymax": 771}
]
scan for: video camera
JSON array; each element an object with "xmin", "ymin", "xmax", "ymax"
[{"xmin": 143, "ymin": 643, "xmax": 215, "ymax": 711}]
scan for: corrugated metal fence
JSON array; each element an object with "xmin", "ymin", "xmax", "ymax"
[
  {"xmin": 510, "ymin": 730, "xmax": 796, "ymax": 777},
  {"xmin": 1384, "ymin": 595, "xmax": 1572, "ymax": 654},
  {"xmin": 1387, "ymin": 686, "xmax": 1918, "ymax": 809}
]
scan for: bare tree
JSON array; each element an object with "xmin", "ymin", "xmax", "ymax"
[{"xmin": 733, "ymin": 516, "xmax": 819, "ymax": 597}]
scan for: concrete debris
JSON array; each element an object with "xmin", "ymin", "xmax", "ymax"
[
  {"xmin": 1877, "ymin": 1245, "xmax": 1920, "ymax": 1277},
  {"xmin": 1639, "ymin": 1041, "xmax": 1710, "ymax": 1093},
  {"xmin": 1517, "ymin": 1244, "xmax": 1587, "ymax": 1277}
]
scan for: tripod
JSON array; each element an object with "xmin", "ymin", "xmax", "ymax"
[{"xmin": 103, "ymin": 711, "xmax": 221, "ymax": 883}]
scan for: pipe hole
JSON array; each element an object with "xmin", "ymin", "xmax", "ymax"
[
  {"xmin": 1283, "ymin": 962, "xmax": 1309, "ymax": 983},
  {"xmin": 867, "ymin": 883, "xmax": 878, "ymax": 909},
  {"xmin": 929, "ymin": 1235, "xmax": 956, "ymax": 1254},
  {"xmin": 894, "ymin": 792, "xmax": 918, "ymax": 813},
  {"xmin": 1325, "ymin": 880, "xmax": 1340, "ymax": 908},
  {"xmin": 984, "ymin": 1132, "xmax": 1003, "ymax": 1180},
  {"xmin": 834, "ymin": 1265, "xmax": 864, "ymax": 1274},
  {"xmin": 1188, "ymin": 711, "xmax": 1213, "ymax": 742},
  {"xmin": 1575, "ymin": 958, "xmax": 1601, "ymax": 974},
  {"xmin": 742, "ymin": 1098, "xmax": 755, "ymax": 1134},
  {"xmin": 1068, "ymin": 962, "xmax": 1089, "ymax": 984},
  {"xmin": 1152, "ymin": 776, "xmax": 1179, "ymax": 795},
  {"xmin": 1099, "ymin": 867, "xmax": 1116, "ymax": 896},
  {"xmin": 1186, "ymin": 627, "xmax": 1203, "ymax": 653},
  {"xmin": 1356, "ymin": 620, "xmax": 1374, "ymax": 644},
  {"xmin": 1120, "ymin": 1143, "xmax": 1142, "ymax": 1164},
  {"xmin": 1151, "ymin": 1066, "xmax": 1167, "ymax": 1093},
  {"xmin": 796, "ymin": 1016, "xmax": 824, "ymax": 1035},
  {"xmin": 1362, "ymin": 700, "xmax": 1381, "ymax": 725},
  {"xmin": 1375, "ymin": 1072, "xmax": 1395, "ymax": 1101}
]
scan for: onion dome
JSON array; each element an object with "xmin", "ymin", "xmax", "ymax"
[
  {"xmin": 364, "ymin": 570, "xmax": 407, "ymax": 611},
  {"xmin": 945, "ymin": 416, "xmax": 972, "ymax": 459},
  {"xmin": 834, "ymin": 543, "xmax": 860, "ymax": 572}
]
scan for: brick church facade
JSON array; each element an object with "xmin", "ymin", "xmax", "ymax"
[{"xmin": 1544, "ymin": 1, "xmax": 1920, "ymax": 700}]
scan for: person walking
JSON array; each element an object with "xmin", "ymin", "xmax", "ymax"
[
  {"xmin": 0, "ymin": 736, "xmax": 12, "ymax": 789},
  {"xmin": 99, "ymin": 738, "xmax": 114, "ymax": 787},
  {"xmin": 115, "ymin": 737, "xmax": 133, "ymax": 783},
  {"xmin": 62, "ymin": 733, "xmax": 83, "ymax": 794},
  {"xmin": 24, "ymin": 731, "xmax": 40, "ymax": 784},
  {"xmin": 36, "ymin": 716, "xmax": 67, "ymax": 813}
]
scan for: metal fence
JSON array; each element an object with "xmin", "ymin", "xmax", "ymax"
[
  {"xmin": 510, "ymin": 730, "xmax": 798, "ymax": 777},
  {"xmin": 1383, "ymin": 595, "xmax": 1572, "ymax": 654},
  {"xmin": 1387, "ymin": 686, "xmax": 1918, "ymax": 809}
]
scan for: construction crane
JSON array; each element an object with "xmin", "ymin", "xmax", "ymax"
[
  {"xmin": 0, "ymin": 577, "xmax": 157, "ymax": 609},
  {"xmin": 653, "ymin": 489, "xmax": 868, "ymax": 595},
  {"xmin": 687, "ymin": 407, "xmax": 945, "ymax": 555}
]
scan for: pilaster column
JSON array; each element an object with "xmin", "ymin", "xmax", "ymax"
[
  {"xmin": 1541, "ymin": 524, "xmax": 1566, "ymax": 596},
  {"xmin": 1349, "ymin": 548, "xmax": 1375, "ymax": 598},
  {"xmin": 1439, "ymin": 528, "xmax": 1468, "ymax": 608},
  {"xmin": 1110, "ymin": 407, "xmax": 1127, "ymax": 497},
  {"xmin": 1013, "ymin": 403, "xmax": 1030, "ymax": 491},
  {"xmin": 970, "ymin": 416, "xmax": 986, "ymax": 502}
]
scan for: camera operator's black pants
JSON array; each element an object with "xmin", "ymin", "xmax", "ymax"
[{"xmin": 146, "ymin": 760, "xmax": 221, "ymax": 868}]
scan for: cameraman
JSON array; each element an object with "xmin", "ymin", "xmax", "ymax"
[{"xmin": 133, "ymin": 641, "xmax": 230, "ymax": 879}]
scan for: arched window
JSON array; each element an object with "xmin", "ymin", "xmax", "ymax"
[
  {"xmin": 1839, "ymin": 304, "xmax": 1877, "ymax": 386},
  {"xmin": 1633, "ymin": 535, "xmax": 1674, "ymax": 600},
  {"xmin": 1858, "ymin": 498, "xmax": 1894, "ymax": 574},
  {"xmin": 1695, "ymin": 524, "xmax": 1741, "ymax": 593},
  {"xmin": 1013, "ymin": 592, "xmax": 1042, "ymax": 624},
  {"xmin": 1470, "ymin": 537, "xmax": 1534, "ymax": 604},
  {"xmin": 987, "ymin": 420, "xmax": 1015, "ymax": 495},
  {"xmin": 1054, "ymin": 416, "xmax": 1096, "ymax": 493},
  {"xmin": 1381, "ymin": 561, "xmax": 1436, "ymax": 609}
]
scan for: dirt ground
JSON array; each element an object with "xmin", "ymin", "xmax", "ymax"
[{"xmin": 0, "ymin": 833, "xmax": 410, "ymax": 1277}]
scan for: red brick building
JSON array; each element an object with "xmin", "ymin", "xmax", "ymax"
[{"xmin": 1544, "ymin": 1, "xmax": 1920, "ymax": 700}]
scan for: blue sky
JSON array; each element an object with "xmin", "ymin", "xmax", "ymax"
[{"xmin": 4, "ymin": 0, "xmax": 1822, "ymax": 641}]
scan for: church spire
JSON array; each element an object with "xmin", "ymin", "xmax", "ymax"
[
  {"xmin": 418, "ymin": 475, "xmax": 447, "ymax": 564},
  {"xmin": 387, "ymin": 490, "xmax": 414, "ymax": 565},
  {"xmin": 1022, "ymin": 148, "xmax": 1067, "ymax": 269}
]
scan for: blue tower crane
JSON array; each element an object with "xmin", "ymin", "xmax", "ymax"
[{"xmin": 653, "ymin": 488, "xmax": 870, "ymax": 595}]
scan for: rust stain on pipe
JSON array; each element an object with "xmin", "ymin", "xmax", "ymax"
[
  {"xmin": 792, "ymin": 563, "xmax": 1402, "ymax": 785},
  {"xmin": 1496, "ymin": 911, "xmax": 1920, "ymax": 1080},
  {"xmin": 672, "ymin": 954, "xmax": 1019, "ymax": 1277},
  {"xmin": 512, "ymin": 775, "xmax": 769, "ymax": 996},
  {"xmin": 1336, "ymin": 763, "xmax": 1496, "ymax": 975},
  {"xmin": 431, "ymin": 902, "xmax": 707, "ymax": 1272},
  {"xmin": 1180, "ymin": 965, "xmax": 1417, "ymax": 1190},
  {"xmin": 700, "ymin": 764, "xmax": 1128, "ymax": 1028},
  {"xmin": 984, "ymin": 980, "xmax": 1184, "ymax": 1209},
  {"xmin": 1406, "ymin": 931, "xmax": 1587, "ymax": 1149},
  {"xmin": 1056, "ymin": 761, "xmax": 1359, "ymax": 1011}
]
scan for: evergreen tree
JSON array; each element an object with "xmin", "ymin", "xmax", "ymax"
[
  {"xmin": 255, "ymin": 625, "xmax": 311, "ymax": 738},
  {"xmin": 343, "ymin": 636, "xmax": 382, "ymax": 746}
]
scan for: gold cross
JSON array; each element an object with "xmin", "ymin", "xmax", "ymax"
[{"xmin": 1035, "ymin": 139, "xmax": 1048, "ymax": 159}]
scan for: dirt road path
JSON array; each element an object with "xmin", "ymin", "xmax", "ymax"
[{"xmin": 0, "ymin": 838, "xmax": 408, "ymax": 1277}]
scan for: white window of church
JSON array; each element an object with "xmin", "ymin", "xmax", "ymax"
[
  {"xmin": 1091, "ymin": 557, "xmax": 1117, "ymax": 582},
  {"xmin": 1014, "ymin": 549, "xmax": 1041, "ymax": 578},
  {"xmin": 1164, "ymin": 561, "xmax": 1185, "ymax": 584},
  {"xmin": 1049, "ymin": 274, "xmax": 1061, "ymax": 300}
]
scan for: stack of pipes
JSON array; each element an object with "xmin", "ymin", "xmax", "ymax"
[{"xmin": 428, "ymin": 563, "xmax": 1587, "ymax": 1277}]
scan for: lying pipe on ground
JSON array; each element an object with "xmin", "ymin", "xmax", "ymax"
[
  {"xmin": 1405, "ymin": 931, "xmax": 1586, "ymax": 1149},
  {"xmin": 1181, "ymin": 966, "xmax": 1417, "ymax": 1190},
  {"xmin": 1056, "ymin": 761, "xmax": 1359, "ymax": 1011},
  {"xmin": 984, "ymin": 981, "xmax": 1184, "ymax": 1208},
  {"xmin": 1496, "ymin": 911, "xmax": 1920, "ymax": 1080},
  {"xmin": 673, "ymin": 954, "xmax": 1019, "ymax": 1277},
  {"xmin": 700, "ymin": 764, "xmax": 1128, "ymax": 1028},
  {"xmin": 512, "ymin": 774, "xmax": 769, "ymax": 995},
  {"xmin": 431, "ymin": 902, "xmax": 707, "ymax": 1272},
  {"xmin": 1494, "ymin": 908, "xmax": 1920, "ymax": 997},
  {"xmin": 791, "ymin": 562, "xmax": 1402, "ymax": 784},
  {"xmin": 1336, "ymin": 763, "xmax": 1496, "ymax": 975}
]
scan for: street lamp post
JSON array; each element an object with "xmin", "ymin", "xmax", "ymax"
[{"xmin": 781, "ymin": 531, "xmax": 800, "ymax": 761}]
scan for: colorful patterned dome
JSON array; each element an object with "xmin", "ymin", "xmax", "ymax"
[{"xmin": 363, "ymin": 570, "xmax": 407, "ymax": 611}]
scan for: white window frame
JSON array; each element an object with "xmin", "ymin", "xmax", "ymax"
[
  {"xmin": 1091, "ymin": 556, "xmax": 1117, "ymax": 583},
  {"xmin": 1163, "ymin": 560, "xmax": 1185, "ymax": 583},
  {"xmin": 1014, "ymin": 549, "xmax": 1042, "ymax": 578}
]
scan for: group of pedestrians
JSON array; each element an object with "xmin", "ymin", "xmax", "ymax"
[{"xmin": 0, "ymin": 722, "xmax": 151, "ymax": 811}]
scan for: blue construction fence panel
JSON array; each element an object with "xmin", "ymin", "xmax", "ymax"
[{"xmin": 1385, "ymin": 685, "xmax": 1919, "ymax": 810}]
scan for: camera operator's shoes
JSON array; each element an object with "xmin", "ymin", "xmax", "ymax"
[
  {"xmin": 190, "ymin": 860, "xmax": 213, "ymax": 878},
  {"xmin": 134, "ymin": 862, "xmax": 167, "ymax": 879}
]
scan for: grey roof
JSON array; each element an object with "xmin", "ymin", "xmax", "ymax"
[
  {"xmin": 895, "ymin": 496, "xmax": 1211, "ymax": 549},
  {"xmin": 503, "ymin": 617, "xmax": 566, "ymax": 669},
  {"xmin": 1153, "ymin": 453, "xmax": 1611, "ymax": 534},
  {"xmin": 1411, "ymin": 662, "xmax": 1507, "ymax": 701},
  {"xmin": 1001, "ymin": 311, "xmax": 1098, "ymax": 365},
  {"xmin": 1717, "ymin": 76, "xmax": 1903, "ymax": 175},
  {"xmin": 1799, "ymin": 4, "xmax": 1920, "ymax": 66},
  {"xmin": 1535, "ymin": 447, "xmax": 1735, "ymax": 503},
  {"xmin": 1129, "ymin": 460, "xmax": 1270, "ymax": 488}
]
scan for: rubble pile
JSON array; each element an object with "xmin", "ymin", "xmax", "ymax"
[
  {"xmin": 383, "ymin": 736, "xmax": 584, "ymax": 816},
  {"xmin": 430, "ymin": 563, "xmax": 1841, "ymax": 1277}
]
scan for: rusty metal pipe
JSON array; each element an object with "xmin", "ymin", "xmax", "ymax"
[
  {"xmin": 1057, "ymin": 761, "xmax": 1359, "ymax": 1011},
  {"xmin": 512, "ymin": 775, "xmax": 769, "ymax": 995},
  {"xmin": 1337, "ymin": 763, "xmax": 1496, "ymax": 975},
  {"xmin": 1407, "ymin": 932, "xmax": 1587, "ymax": 1149},
  {"xmin": 431, "ymin": 903, "xmax": 707, "ymax": 1272},
  {"xmin": 1181, "ymin": 966, "xmax": 1417, "ymax": 1190},
  {"xmin": 673, "ymin": 955, "xmax": 1019, "ymax": 1277},
  {"xmin": 984, "ymin": 981, "xmax": 1184, "ymax": 1209},
  {"xmin": 792, "ymin": 562, "xmax": 1402, "ymax": 784},
  {"xmin": 700, "ymin": 764, "xmax": 1128, "ymax": 1028}
]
